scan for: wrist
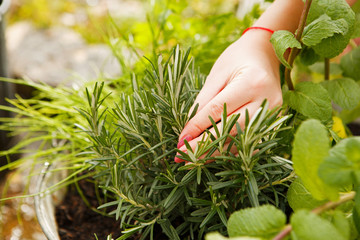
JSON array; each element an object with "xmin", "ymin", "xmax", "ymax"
[{"xmin": 238, "ymin": 30, "xmax": 280, "ymax": 69}]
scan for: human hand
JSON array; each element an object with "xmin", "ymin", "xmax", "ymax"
[{"xmin": 175, "ymin": 30, "xmax": 283, "ymax": 162}]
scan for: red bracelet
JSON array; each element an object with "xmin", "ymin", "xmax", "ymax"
[{"xmin": 242, "ymin": 27, "xmax": 275, "ymax": 35}]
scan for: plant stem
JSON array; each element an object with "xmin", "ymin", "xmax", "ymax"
[
  {"xmin": 284, "ymin": 0, "xmax": 312, "ymax": 90},
  {"xmin": 312, "ymin": 191, "xmax": 356, "ymax": 214},
  {"xmin": 272, "ymin": 191, "xmax": 356, "ymax": 240},
  {"xmin": 324, "ymin": 58, "xmax": 330, "ymax": 81},
  {"xmin": 259, "ymin": 171, "xmax": 296, "ymax": 191},
  {"xmin": 273, "ymin": 225, "xmax": 292, "ymax": 240}
]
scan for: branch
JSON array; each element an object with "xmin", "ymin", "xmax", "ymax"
[
  {"xmin": 272, "ymin": 191, "xmax": 356, "ymax": 240},
  {"xmin": 284, "ymin": 0, "xmax": 313, "ymax": 90},
  {"xmin": 324, "ymin": 58, "xmax": 330, "ymax": 81}
]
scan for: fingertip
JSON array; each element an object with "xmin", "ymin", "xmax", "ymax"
[
  {"xmin": 174, "ymin": 156, "xmax": 185, "ymax": 163},
  {"xmin": 177, "ymin": 134, "xmax": 193, "ymax": 149}
]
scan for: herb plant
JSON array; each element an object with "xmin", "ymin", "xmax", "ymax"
[
  {"xmin": 1, "ymin": 0, "xmax": 360, "ymax": 239},
  {"xmin": 78, "ymin": 46, "xmax": 292, "ymax": 239}
]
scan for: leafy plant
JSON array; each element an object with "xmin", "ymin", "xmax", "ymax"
[
  {"xmin": 207, "ymin": 0, "xmax": 360, "ymax": 239},
  {"xmin": 77, "ymin": 46, "xmax": 292, "ymax": 239},
  {"xmin": 2, "ymin": 0, "xmax": 360, "ymax": 239},
  {"xmin": 207, "ymin": 120, "xmax": 360, "ymax": 240},
  {"xmin": 270, "ymin": 0, "xmax": 360, "ymax": 128}
]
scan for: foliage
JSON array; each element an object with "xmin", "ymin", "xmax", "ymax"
[
  {"xmin": 208, "ymin": 0, "xmax": 360, "ymax": 239},
  {"xmin": 76, "ymin": 46, "xmax": 292, "ymax": 239},
  {"xmin": 2, "ymin": 0, "xmax": 360, "ymax": 239}
]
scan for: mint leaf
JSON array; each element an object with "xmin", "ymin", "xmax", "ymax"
[
  {"xmin": 353, "ymin": 188, "xmax": 360, "ymax": 235},
  {"xmin": 292, "ymin": 119, "xmax": 338, "ymax": 200},
  {"xmin": 287, "ymin": 178, "xmax": 326, "ymax": 211},
  {"xmin": 321, "ymin": 78, "xmax": 360, "ymax": 110},
  {"xmin": 283, "ymin": 82, "xmax": 332, "ymax": 123},
  {"xmin": 330, "ymin": 211, "xmax": 351, "ymax": 239},
  {"xmin": 340, "ymin": 47, "xmax": 360, "ymax": 81},
  {"xmin": 353, "ymin": 207, "xmax": 360, "ymax": 235},
  {"xmin": 352, "ymin": 14, "xmax": 360, "ymax": 38},
  {"xmin": 302, "ymin": 14, "xmax": 347, "ymax": 47},
  {"xmin": 227, "ymin": 205, "xmax": 286, "ymax": 238},
  {"xmin": 270, "ymin": 30, "xmax": 302, "ymax": 69},
  {"xmin": 205, "ymin": 232, "xmax": 261, "ymax": 240},
  {"xmin": 291, "ymin": 210, "xmax": 346, "ymax": 240},
  {"xmin": 307, "ymin": 0, "xmax": 355, "ymax": 58},
  {"xmin": 319, "ymin": 137, "xmax": 360, "ymax": 188},
  {"xmin": 300, "ymin": 47, "xmax": 321, "ymax": 66},
  {"xmin": 339, "ymin": 102, "xmax": 360, "ymax": 124}
]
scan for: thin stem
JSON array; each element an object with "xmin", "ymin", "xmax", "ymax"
[
  {"xmin": 273, "ymin": 225, "xmax": 292, "ymax": 240},
  {"xmin": 259, "ymin": 171, "xmax": 296, "ymax": 191},
  {"xmin": 312, "ymin": 191, "xmax": 355, "ymax": 214},
  {"xmin": 324, "ymin": 58, "xmax": 330, "ymax": 81},
  {"xmin": 284, "ymin": 0, "xmax": 313, "ymax": 90},
  {"xmin": 272, "ymin": 191, "xmax": 356, "ymax": 240}
]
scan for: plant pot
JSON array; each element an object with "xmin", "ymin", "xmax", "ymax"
[{"xmin": 34, "ymin": 163, "xmax": 67, "ymax": 240}]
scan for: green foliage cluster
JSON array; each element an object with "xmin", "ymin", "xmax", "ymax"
[
  {"xmin": 209, "ymin": 0, "xmax": 360, "ymax": 239},
  {"xmin": 1, "ymin": 0, "xmax": 360, "ymax": 239},
  {"xmin": 77, "ymin": 46, "xmax": 292, "ymax": 239}
]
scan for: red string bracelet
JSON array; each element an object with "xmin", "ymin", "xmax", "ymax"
[{"xmin": 242, "ymin": 26, "xmax": 274, "ymax": 35}]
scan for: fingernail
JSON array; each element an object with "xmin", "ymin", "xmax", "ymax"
[
  {"xmin": 177, "ymin": 135, "xmax": 193, "ymax": 149},
  {"xmin": 174, "ymin": 156, "xmax": 185, "ymax": 163}
]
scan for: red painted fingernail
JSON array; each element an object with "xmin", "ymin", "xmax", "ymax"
[
  {"xmin": 174, "ymin": 156, "xmax": 185, "ymax": 163},
  {"xmin": 177, "ymin": 135, "xmax": 193, "ymax": 149}
]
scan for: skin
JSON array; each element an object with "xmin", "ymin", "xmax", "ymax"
[{"xmin": 175, "ymin": 0, "xmax": 358, "ymax": 162}]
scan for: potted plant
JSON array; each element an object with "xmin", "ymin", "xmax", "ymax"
[{"xmin": 1, "ymin": 0, "xmax": 360, "ymax": 239}]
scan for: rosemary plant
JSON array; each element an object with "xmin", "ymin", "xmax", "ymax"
[{"xmin": 78, "ymin": 46, "xmax": 293, "ymax": 240}]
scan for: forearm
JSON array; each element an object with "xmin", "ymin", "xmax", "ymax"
[
  {"xmin": 253, "ymin": 0, "xmax": 357, "ymax": 33},
  {"xmin": 254, "ymin": 0, "xmax": 304, "ymax": 33}
]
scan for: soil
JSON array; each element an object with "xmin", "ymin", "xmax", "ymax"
[{"xmin": 55, "ymin": 180, "xmax": 122, "ymax": 240}]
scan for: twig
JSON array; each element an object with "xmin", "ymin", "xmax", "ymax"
[
  {"xmin": 312, "ymin": 191, "xmax": 355, "ymax": 214},
  {"xmin": 284, "ymin": 0, "xmax": 313, "ymax": 90},
  {"xmin": 259, "ymin": 171, "xmax": 296, "ymax": 191},
  {"xmin": 324, "ymin": 58, "xmax": 330, "ymax": 81},
  {"xmin": 272, "ymin": 191, "xmax": 356, "ymax": 240}
]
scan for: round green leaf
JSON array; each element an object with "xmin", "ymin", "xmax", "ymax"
[
  {"xmin": 287, "ymin": 178, "xmax": 326, "ymax": 211},
  {"xmin": 227, "ymin": 205, "xmax": 286, "ymax": 238},
  {"xmin": 292, "ymin": 119, "xmax": 338, "ymax": 200},
  {"xmin": 291, "ymin": 210, "xmax": 346, "ymax": 240},
  {"xmin": 321, "ymin": 78, "xmax": 360, "ymax": 110},
  {"xmin": 283, "ymin": 82, "xmax": 332, "ymax": 124},
  {"xmin": 319, "ymin": 137, "xmax": 360, "ymax": 188},
  {"xmin": 340, "ymin": 47, "xmax": 360, "ymax": 81}
]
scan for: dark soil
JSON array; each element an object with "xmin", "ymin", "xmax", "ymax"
[{"xmin": 55, "ymin": 180, "xmax": 122, "ymax": 240}]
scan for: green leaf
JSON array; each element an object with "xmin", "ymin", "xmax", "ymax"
[
  {"xmin": 340, "ymin": 47, "xmax": 360, "ymax": 81},
  {"xmin": 321, "ymin": 78, "xmax": 360, "ymax": 110},
  {"xmin": 205, "ymin": 232, "xmax": 261, "ymax": 240},
  {"xmin": 291, "ymin": 210, "xmax": 346, "ymax": 240},
  {"xmin": 353, "ymin": 207, "xmax": 360, "ymax": 235},
  {"xmin": 300, "ymin": 47, "xmax": 321, "ymax": 66},
  {"xmin": 355, "ymin": 187, "xmax": 360, "ymax": 215},
  {"xmin": 307, "ymin": 0, "xmax": 356, "ymax": 58},
  {"xmin": 308, "ymin": 0, "xmax": 355, "ymax": 58},
  {"xmin": 283, "ymin": 81, "xmax": 332, "ymax": 124},
  {"xmin": 352, "ymin": 14, "xmax": 360, "ymax": 38},
  {"xmin": 287, "ymin": 178, "xmax": 326, "ymax": 211},
  {"xmin": 330, "ymin": 210, "xmax": 351, "ymax": 239},
  {"xmin": 319, "ymin": 137, "xmax": 360, "ymax": 188},
  {"xmin": 270, "ymin": 30, "xmax": 302, "ymax": 69},
  {"xmin": 292, "ymin": 119, "xmax": 337, "ymax": 200},
  {"xmin": 227, "ymin": 205, "xmax": 286, "ymax": 238},
  {"xmin": 302, "ymin": 14, "xmax": 347, "ymax": 47}
]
